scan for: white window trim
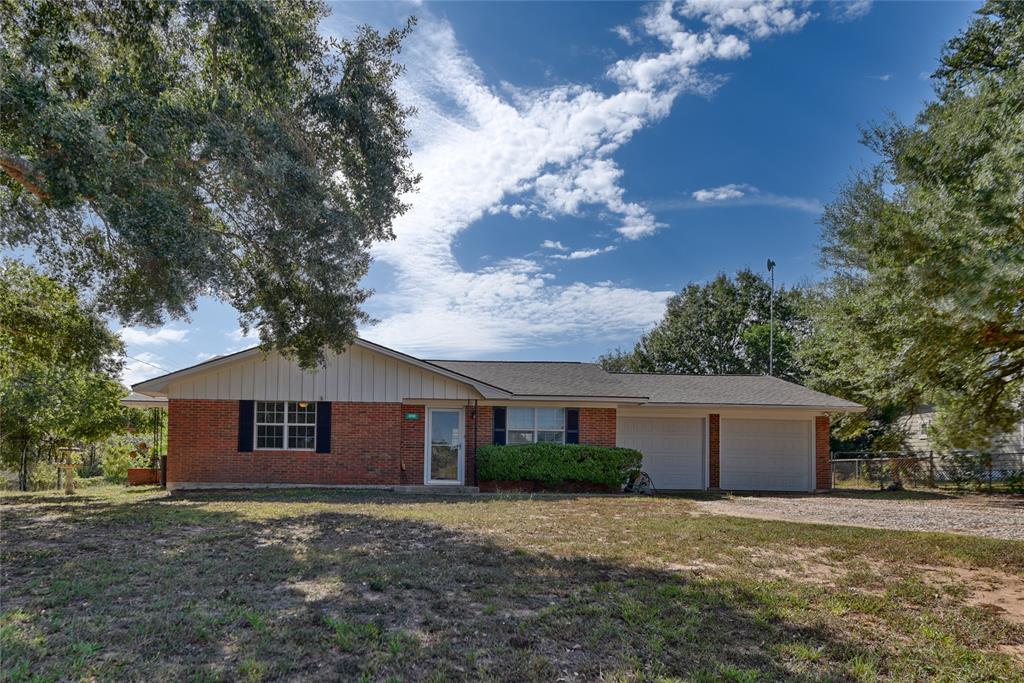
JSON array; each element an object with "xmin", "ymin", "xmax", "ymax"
[
  {"xmin": 507, "ymin": 407, "xmax": 566, "ymax": 444},
  {"xmin": 254, "ymin": 401, "xmax": 317, "ymax": 451}
]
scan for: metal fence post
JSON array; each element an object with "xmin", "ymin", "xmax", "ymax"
[{"xmin": 928, "ymin": 450, "xmax": 935, "ymax": 488}]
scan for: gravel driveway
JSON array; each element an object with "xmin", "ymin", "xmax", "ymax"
[{"xmin": 693, "ymin": 493, "xmax": 1024, "ymax": 541}]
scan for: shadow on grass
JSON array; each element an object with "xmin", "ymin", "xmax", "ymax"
[{"xmin": 0, "ymin": 491, "xmax": 896, "ymax": 681}]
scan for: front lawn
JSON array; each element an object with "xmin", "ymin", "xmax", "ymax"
[{"xmin": 2, "ymin": 484, "xmax": 1022, "ymax": 681}]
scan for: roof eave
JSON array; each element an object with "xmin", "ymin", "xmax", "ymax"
[
  {"xmin": 638, "ymin": 402, "xmax": 865, "ymax": 412},
  {"xmin": 507, "ymin": 395, "xmax": 649, "ymax": 403}
]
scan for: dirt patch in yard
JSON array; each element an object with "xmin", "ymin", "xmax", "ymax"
[{"xmin": 922, "ymin": 566, "xmax": 1024, "ymax": 625}]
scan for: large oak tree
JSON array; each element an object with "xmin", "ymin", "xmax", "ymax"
[
  {"xmin": 1, "ymin": 0, "xmax": 419, "ymax": 366},
  {"xmin": 599, "ymin": 269, "xmax": 810, "ymax": 382}
]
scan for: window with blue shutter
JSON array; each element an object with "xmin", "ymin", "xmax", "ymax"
[
  {"xmin": 238, "ymin": 400, "xmax": 254, "ymax": 452},
  {"xmin": 492, "ymin": 407, "xmax": 506, "ymax": 445},
  {"xmin": 315, "ymin": 402, "xmax": 332, "ymax": 453},
  {"xmin": 565, "ymin": 408, "xmax": 580, "ymax": 444}
]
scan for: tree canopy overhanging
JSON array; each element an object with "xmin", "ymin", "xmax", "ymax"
[{"xmin": 0, "ymin": 0, "xmax": 419, "ymax": 367}]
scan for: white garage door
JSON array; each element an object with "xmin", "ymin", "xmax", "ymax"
[
  {"xmin": 618, "ymin": 417, "xmax": 704, "ymax": 489},
  {"xmin": 720, "ymin": 418, "xmax": 812, "ymax": 491}
]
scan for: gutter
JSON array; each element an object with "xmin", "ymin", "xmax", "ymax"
[{"xmin": 634, "ymin": 402, "xmax": 866, "ymax": 412}]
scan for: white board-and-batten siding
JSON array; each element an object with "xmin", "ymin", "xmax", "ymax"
[{"xmin": 166, "ymin": 346, "xmax": 480, "ymax": 402}]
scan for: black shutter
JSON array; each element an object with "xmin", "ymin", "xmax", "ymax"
[
  {"xmin": 315, "ymin": 402, "xmax": 332, "ymax": 453},
  {"xmin": 238, "ymin": 400, "xmax": 254, "ymax": 452},
  {"xmin": 565, "ymin": 408, "xmax": 580, "ymax": 444},
  {"xmin": 492, "ymin": 407, "xmax": 507, "ymax": 445}
]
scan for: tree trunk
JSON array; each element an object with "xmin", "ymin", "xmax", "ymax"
[{"xmin": 19, "ymin": 447, "xmax": 29, "ymax": 491}]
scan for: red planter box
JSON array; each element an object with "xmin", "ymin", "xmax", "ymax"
[
  {"xmin": 127, "ymin": 468, "xmax": 160, "ymax": 486},
  {"xmin": 478, "ymin": 480, "xmax": 617, "ymax": 494}
]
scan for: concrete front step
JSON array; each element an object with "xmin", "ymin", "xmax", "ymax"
[{"xmin": 392, "ymin": 485, "xmax": 480, "ymax": 495}]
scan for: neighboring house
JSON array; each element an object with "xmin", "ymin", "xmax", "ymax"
[
  {"xmin": 132, "ymin": 338, "xmax": 862, "ymax": 493},
  {"xmin": 904, "ymin": 405, "xmax": 1024, "ymax": 454}
]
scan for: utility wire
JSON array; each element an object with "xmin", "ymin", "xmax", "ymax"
[{"xmin": 125, "ymin": 354, "xmax": 170, "ymax": 373}]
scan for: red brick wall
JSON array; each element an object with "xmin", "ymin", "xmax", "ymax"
[
  {"xmin": 400, "ymin": 404, "xmax": 425, "ymax": 485},
  {"xmin": 708, "ymin": 414, "xmax": 720, "ymax": 488},
  {"xmin": 168, "ymin": 399, "xmax": 422, "ymax": 486},
  {"xmin": 815, "ymin": 415, "xmax": 831, "ymax": 490},
  {"xmin": 465, "ymin": 405, "xmax": 491, "ymax": 486},
  {"xmin": 168, "ymin": 400, "xmax": 623, "ymax": 488},
  {"xmin": 579, "ymin": 407, "xmax": 617, "ymax": 447}
]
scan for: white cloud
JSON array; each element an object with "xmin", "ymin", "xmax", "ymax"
[
  {"xmin": 226, "ymin": 327, "xmax": 258, "ymax": 343},
  {"xmin": 331, "ymin": 3, "xmax": 823, "ymax": 356},
  {"xmin": 119, "ymin": 325, "xmax": 189, "ymax": 345},
  {"xmin": 551, "ymin": 245, "xmax": 618, "ymax": 260},
  {"xmin": 613, "ymin": 25, "xmax": 635, "ymax": 43},
  {"xmin": 663, "ymin": 183, "xmax": 823, "ymax": 213},
  {"xmin": 541, "ymin": 240, "xmax": 568, "ymax": 251},
  {"xmin": 693, "ymin": 183, "xmax": 748, "ymax": 202},
  {"xmin": 678, "ymin": 0, "xmax": 814, "ymax": 39},
  {"xmin": 122, "ymin": 351, "xmax": 166, "ymax": 386},
  {"xmin": 868, "ymin": 73, "xmax": 892, "ymax": 81},
  {"xmin": 833, "ymin": 0, "xmax": 872, "ymax": 22}
]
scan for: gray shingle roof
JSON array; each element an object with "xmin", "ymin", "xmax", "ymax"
[
  {"xmin": 427, "ymin": 360, "xmax": 862, "ymax": 409},
  {"xmin": 611, "ymin": 373, "xmax": 863, "ymax": 409},
  {"xmin": 427, "ymin": 361, "xmax": 647, "ymax": 398}
]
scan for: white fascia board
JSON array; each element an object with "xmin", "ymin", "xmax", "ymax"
[{"xmin": 638, "ymin": 402, "xmax": 865, "ymax": 412}]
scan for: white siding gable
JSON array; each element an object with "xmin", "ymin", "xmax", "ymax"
[{"xmin": 166, "ymin": 345, "xmax": 482, "ymax": 402}]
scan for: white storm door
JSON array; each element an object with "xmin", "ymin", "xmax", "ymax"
[{"xmin": 425, "ymin": 408, "xmax": 464, "ymax": 485}]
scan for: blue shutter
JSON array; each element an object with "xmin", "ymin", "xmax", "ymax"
[
  {"xmin": 565, "ymin": 408, "xmax": 580, "ymax": 444},
  {"xmin": 492, "ymin": 407, "xmax": 506, "ymax": 445},
  {"xmin": 315, "ymin": 402, "xmax": 332, "ymax": 453},
  {"xmin": 238, "ymin": 400, "xmax": 254, "ymax": 452}
]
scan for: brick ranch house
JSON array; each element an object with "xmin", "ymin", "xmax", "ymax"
[{"xmin": 132, "ymin": 338, "xmax": 863, "ymax": 493}]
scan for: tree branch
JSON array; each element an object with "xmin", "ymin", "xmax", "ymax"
[{"xmin": 0, "ymin": 150, "xmax": 51, "ymax": 201}]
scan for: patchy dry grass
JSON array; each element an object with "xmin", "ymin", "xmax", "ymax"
[{"xmin": 2, "ymin": 484, "xmax": 1023, "ymax": 681}]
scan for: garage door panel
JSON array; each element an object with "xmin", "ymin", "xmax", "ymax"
[
  {"xmin": 617, "ymin": 417, "xmax": 704, "ymax": 490},
  {"xmin": 720, "ymin": 418, "xmax": 812, "ymax": 492}
]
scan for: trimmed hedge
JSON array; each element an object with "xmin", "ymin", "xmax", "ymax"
[{"xmin": 476, "ymin": 443, "xmax": 642, "ymax": 488}]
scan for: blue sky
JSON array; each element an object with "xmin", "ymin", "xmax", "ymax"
[{"xmin": 112, "ymin": 0, "xmax": 979, "ymax": 385}]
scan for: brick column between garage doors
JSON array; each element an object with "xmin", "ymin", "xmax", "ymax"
[
  {"xmin": 815, "ymin": 415, "xmax": 831, "ymax": 491},
  {"xmin": 708, "ymin": 414, "xmax": 720, "ymax": 489}
]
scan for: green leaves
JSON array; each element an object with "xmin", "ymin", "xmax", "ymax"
[
  {"xmin": 0, "ymin": 0, "xmax": 419, "ymax": 367},
  {"xmin": 0, "ymin": 260, "xmax": 128, "ymax": 483},
  {"xmin": 598, "ymin": 269, "xmax": 809, "ymax": 381},
  {"xmin": 476, "ymin": 444, "xmax": 643, "ymax": 487}
]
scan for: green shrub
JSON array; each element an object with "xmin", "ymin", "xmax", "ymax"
[{"xmin": 476, "ymin": 443, "xmax": 642, "ymax": 487}]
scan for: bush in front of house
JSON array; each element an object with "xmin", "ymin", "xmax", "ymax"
[{"xmin": 476, "ymin": 443, "xmax": 642, "ymax": 488}]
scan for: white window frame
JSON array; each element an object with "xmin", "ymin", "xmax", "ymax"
[
  {"xmin": 254, "ymin": 401, "xmax": 317, "ymax": 451},
  {"xmin": 506, "ymin": 407, "xmax": 566, "ymax": 445}
]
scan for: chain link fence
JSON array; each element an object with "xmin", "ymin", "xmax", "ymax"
[{"xmin": 830, "ymin": 451, "xmax": 1024, "ymax": 492}]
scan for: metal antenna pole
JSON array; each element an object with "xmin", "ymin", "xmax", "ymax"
[{"xmin": 767, "ymin": 259, "xmax": 776, "ymax": 376}]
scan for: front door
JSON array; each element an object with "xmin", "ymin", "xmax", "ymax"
[{"xmin": 425, "ymin": 408, "xmax": 464, "ymax": 485}]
